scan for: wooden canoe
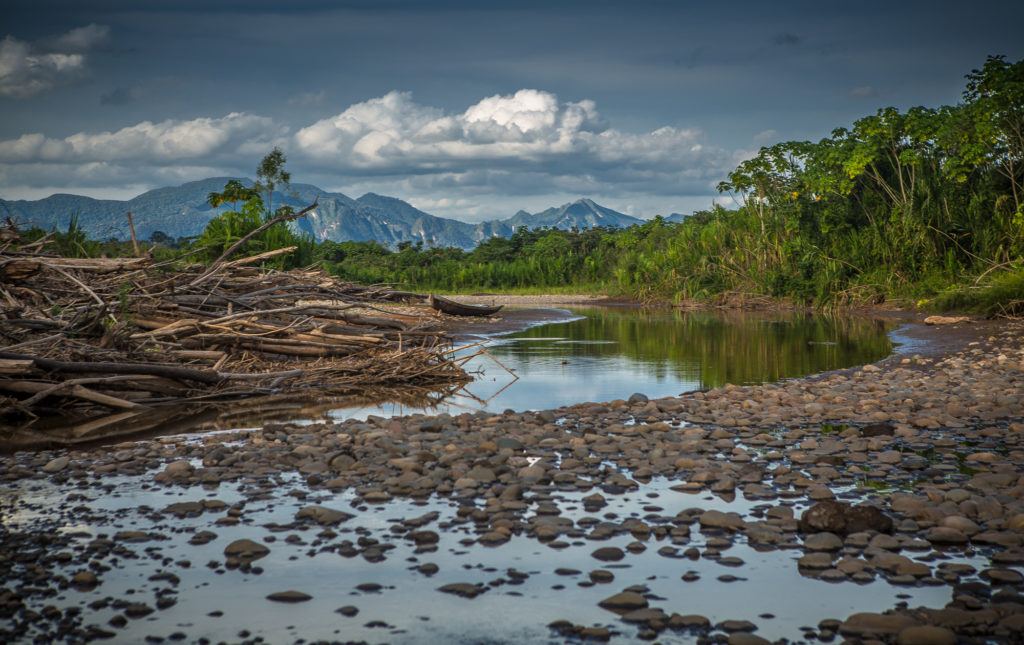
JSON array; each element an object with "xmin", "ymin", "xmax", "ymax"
[{"xmin": 429, "ymin": 294, "xmax": 503, "ymax": 317}]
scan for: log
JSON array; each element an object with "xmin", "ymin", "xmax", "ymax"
[
  {"xmin": 37, "ymin": 257, "xmax": 151, "ymax": 272},
  {"xmin": 324, "ymin": 313, "xmax": 408, "ymax": 330},
  {"xmin": 0, "ymin": 258, "xmax": 41, "ymax": 281},
  {"xmin": 0, "ymin": 358, "xmax": 35, "ymax": 375},
  {"xmin": 0, "ymin": 351, "xmax": 224, "ymax": 384},
  {"xmin": 169, "ymin": 350, "xmax": 227, "ymax": 361},
  {"xmin": 0, "ymin": 380, "xmax": 146, "ymax": 410},
  {"xmin": 222, "ymin": 246, "xmax": 297, "ymax": 268}
]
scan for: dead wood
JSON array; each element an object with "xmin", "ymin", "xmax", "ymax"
[{"xmin": 0, "ymin": 222, "xmax": 478, "ymax": 443}]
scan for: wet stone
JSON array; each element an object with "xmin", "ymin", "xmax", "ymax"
[
  {"xmin": 295, "ymin": 505, "xmax": 354, "ymax": 525},
  {"xmin": 438, "ymin": 583, "xmax": 484, "ymax": 599},
  {"xmin": 668, "ymin": 613, "xmax": 710, "ymax": 630},
  {"xmin": 591, "ymin": 547, "xmax": 625, "ymax": 562},
  {"xmin": 42, "ymin": 457, "xmax": 70, "ymax": 473},
  {"xmin": 804, "ymin": 532, "xmax": 844, "ymax": 551},
  {"xmin": 124, "ymin": 603, "xmax": 154, "ymax": 619},
  {"xmin": 925, "ymin": 527, "xmax": 968, "ymax": 545},
  {"xmin": 266, "ymin": 591, "xmax": 312, "ymax": 603},
  {"xmin": 897, "ymin": 625, "xmax": 956, "ymax": 645},
  {"xmin": 718, "ymin": 619, "xmax": 757, "ymax": 633},
  {"xmin": 223, "ymin": 539, "xmax": 269, "ymax": 562},
  {"xmin": 189, "ymin": 530, "xmax": 217, "ymax": 546},
  {"xmin": 598, "ymin": 591, "xmax": 648, "ymax": 611}
]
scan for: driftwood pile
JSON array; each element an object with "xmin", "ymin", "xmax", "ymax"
[{"xmin": 0, "ymin": 222, "xmax": 472, "ymax": 446}]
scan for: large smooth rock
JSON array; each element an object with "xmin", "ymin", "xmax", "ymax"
[
  {"xmin": 591, "ymin": 547, "xmax": 625, "ymax": 562},
  {"xmin": 43, "ymin": 457, "xmax": 70, "ymax": 473},
  {"xmin": 598, "ymin": 591, "xmax": 648, "ymax": 611},
  {"xmin": 804, "ymin": 532, "xmax": 844, "ymax": 551},
  {"xmin": 925, "ymin": 527, "xmax": 968, "ymax": 545},
  {"xmin": 924, "ymin": 315, "xmax": 971, "ymax": 325},
  {"xmin": 699, "ymin": 510, "xmax": 745, "ymax": 531},
  {"xmin": 295, "ymin": 505, "xmax": 354, "ymax": 525},
  {"xmin": 799, "ymin": 501, "xmax": 893, "ymax": 536},
  {"xmin": 840, "ymin": 613, "xmax": 919, "ymax": 637},
  {"xmin": 224, "ymin": 538, "xmax": 270, "ymax": 561},
  {"xmin": 897, "ymin": 625, "xmax": 956, "ymax": 645}
]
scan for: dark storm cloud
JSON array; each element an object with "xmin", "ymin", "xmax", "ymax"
[
  {"xmin": 1, "ymin": 0, "xmax": 1023, "ymax": 217},
  {"xmin": 99, "ymin": 86, "xmax": 136, "ymax": 106}
]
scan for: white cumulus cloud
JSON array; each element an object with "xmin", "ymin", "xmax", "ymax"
[
  {"xmin": 0, "ymin": 113, "xmax": 283, "ymax": 164},
  {"xmin": 0, "ymin": 24, "xmax": 109, "ymax": 98},
  {"xmin": 0, "ymin": 89, "xmax": 733, "ymax": 215},
  {"xmin": 294, "ymin": 89, "xmax": 618, "ymax": 168}
]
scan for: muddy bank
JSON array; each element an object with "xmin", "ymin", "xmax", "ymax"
[
  {"xmin": 443, "ymin": 304, "xmax": 582, "ymax": 339},
  {"xmin": 1, "ymin": 315, "xmax": 1022, "ymax": 643},
  {"xmin": 441, "ymin": 293, "xmax": 614, "ymax": 306}
]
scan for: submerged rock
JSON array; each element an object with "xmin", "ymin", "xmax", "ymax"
[{"xmin": 295, "ymin": 505, "xmax": 354, "ymax": 525}]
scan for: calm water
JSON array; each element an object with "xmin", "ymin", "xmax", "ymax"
[
  {"xmin": 333, "ymin": 306, "xmax": 894, "ymax": 421},
  {"xmin": 4, "ymin": 307, "xmax": 958, "ymax": 644},
  {"xmin": 1, "ymin": 306, "xmax": 898, "ymax": 445},
  {"xmin": 5, "ymin": 472, "xmax": 972, "ymax": 644}
]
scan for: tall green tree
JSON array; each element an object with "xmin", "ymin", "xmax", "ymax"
[
  {"xmin": 965, "ymin": 56, "xmax": 1024, "ymax": 216},
  {"xmin": 255, "ymin": 147, "xmax": 291, "ymax": 217},
  {"xmin": 207, "ymin": 179, "xmax": 257, "ymax": 211}
]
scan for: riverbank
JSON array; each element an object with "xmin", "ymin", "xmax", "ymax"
[{"xmin": 1, "ymin": 313, "xmax": 1022, "ymax": 643}]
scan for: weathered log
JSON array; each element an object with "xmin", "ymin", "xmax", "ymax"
[
  {"xmin": 0, "ymin": 380, "xmax": 146, "ymax": 410},
  {"xmin": 0, "ymin": 351, "xmax": 224, "ymax": 384},
  {"xmin": 222, "ymin": 246, "xmax": 297, "ymax": 268},
  {"xmin": 36, "ymin": 257, "xmax": 151, "ymax": 272},
  {"xmin": 168, "ymin": 350, "xmax": 227, "ymax": 361},
  {"xmin": 0, "ymin": 258, "xmax": 41, "ymax": 281},
  {"xmin": 0, "ymin": 359, "xmax": 35, "ymax": 375}
]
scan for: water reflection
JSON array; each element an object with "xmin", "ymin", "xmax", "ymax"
[
  {"xmin": 334, "ymin": 306, "xmax": 894, "ymax": 419},
  {"xmin": 4, "ymin": 307, "xmax": 894, "ymax": 446}
]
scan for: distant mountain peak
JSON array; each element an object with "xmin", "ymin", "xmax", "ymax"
[
  {"xmin": 503, "ymin": 198, "xmax": 643, "ymax": 231},
  {"xmin": 1, "ymin": 181, "xmax": 647, "ymax": 249}
]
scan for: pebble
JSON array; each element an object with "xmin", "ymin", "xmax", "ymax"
[{"xmin": 266, "ymin": 591, "xmax": 312, "ymax": 603}]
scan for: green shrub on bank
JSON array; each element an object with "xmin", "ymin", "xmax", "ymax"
[{"xmin": 931, "ymin": 269, "xmax": 1024, "ymax": 316}]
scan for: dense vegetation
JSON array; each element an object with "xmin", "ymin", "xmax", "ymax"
[
  {"xmin": 16, "ymin": 56, "xmax": 1024, "ymax": 313},
  {"xmin": 319, "ymin": 55, "xmax": 1024, "ymax": 311}
]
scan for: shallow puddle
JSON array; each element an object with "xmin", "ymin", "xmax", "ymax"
[{"xmin": 3, "ymin": 470, "xmax": 1003, "ymax": 643}]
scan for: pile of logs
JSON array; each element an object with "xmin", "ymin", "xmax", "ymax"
[{"xmin": 0, "ymin": 221, "xmax": 471, "ymax": 446}]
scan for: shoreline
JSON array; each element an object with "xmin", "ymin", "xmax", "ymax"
[{"xmin": 2, "ymin": 307, "xmax": 1022, "ymax": 642}]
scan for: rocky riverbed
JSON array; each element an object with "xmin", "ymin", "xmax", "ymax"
[{"xmin": 1, "ymin": 316, "xmax": 1023, "ymax": 643}]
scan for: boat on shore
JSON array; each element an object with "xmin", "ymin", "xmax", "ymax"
[{"xmin": 429, "ymin": 294, "xmax": 503, "ymax": 317}]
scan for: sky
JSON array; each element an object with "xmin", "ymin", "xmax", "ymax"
[{"xmin": 1, "ymin": 0, "xmax": 1022, "ymax": 222}]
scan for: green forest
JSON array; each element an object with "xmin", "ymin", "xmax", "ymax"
[
  {"xmin": 316, "ymin": 55, "xmax": 1024, "ymax": 312},
  {"xmin": 23, "ymin": 55, "xmax": 1024, "ymax": 313}
]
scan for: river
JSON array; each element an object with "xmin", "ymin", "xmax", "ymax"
[
  {"xmin": 9, "ymin": 306, "xmax": 991, "ymax": 644},
  {"xmin": 331, "ymin": 305, "xmax": 894, "ymax": 420}
]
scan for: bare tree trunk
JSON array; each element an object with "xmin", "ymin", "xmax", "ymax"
[{"xmin": 126, "ymin": 211, "xmax": 140, "ymax": 256}]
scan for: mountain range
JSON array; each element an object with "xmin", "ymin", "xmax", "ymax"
[{"xmin": 0, "ymin": 177, "xmax": 648, "ymax": 249}]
